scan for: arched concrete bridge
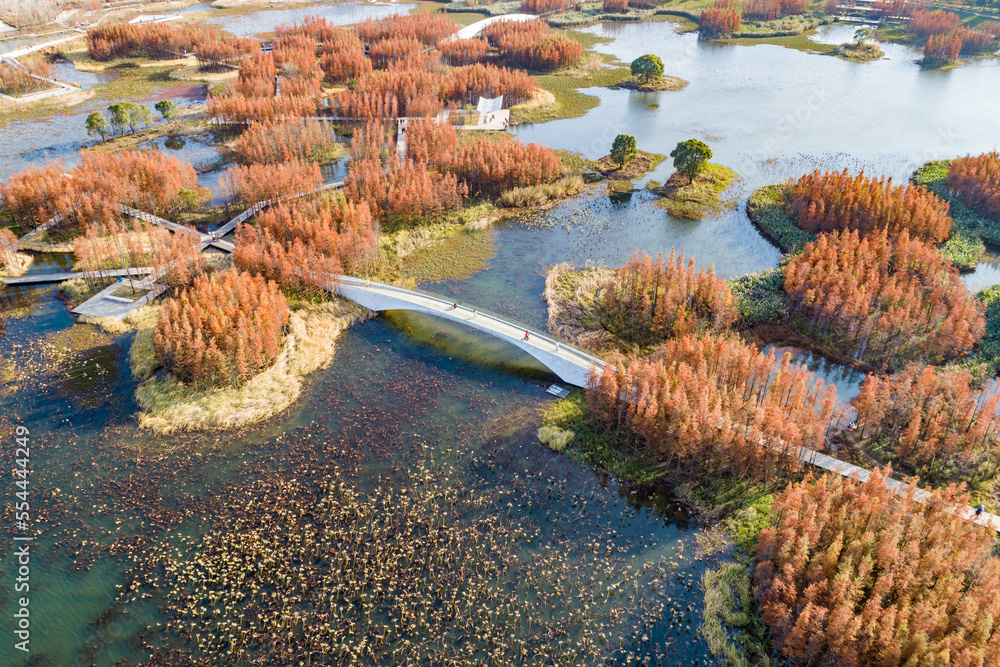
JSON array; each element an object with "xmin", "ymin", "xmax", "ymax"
[{"xmin": 334, "ymin": 276, "xmax": 605, "ymax": 387}]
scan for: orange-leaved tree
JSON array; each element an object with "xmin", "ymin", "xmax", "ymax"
[
  {"xmin": 755, "ymin": 468, "xmax": 1000, "ymax": 666},
  {"xmin": 599, "ymin": 250, "xmax": 737, "ymax": 347},
  {"xmin": 154, "ymin": 271, "xmax": 289, "ymax": 387},
  {"xmin": 783, "ymin": 229, "xmax": 983, "ymax": 368}
]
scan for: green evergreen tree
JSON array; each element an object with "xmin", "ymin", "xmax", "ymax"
[
  {"xmin": 611, "ymin": 134, "xmax": 638, "ymax": 169},
  {"xmin": 630, "ymin": 54, "xmax": 664, "ymax": 83},
  {"xmin": 670, "ymin": 139, "xmax": 712, "ymax": 182}
]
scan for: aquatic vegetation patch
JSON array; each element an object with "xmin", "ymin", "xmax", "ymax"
[
  {"xmin": 537, "ymin": 424, "xmax": 575, "ymax": 451},
  {"xmin": 726, "ymin": 268, "xmax": 787, "ymax": 329},
  {"xmin": 700, "ymin": 563, "xmax": 770, "ymax": 667},
  {"xmin": 136, "ymin": 459, "xmax": 673, "ymax": 664},
  {"xmin": 499, "ymin": 174, "xmax": 586, "ymax": 208}
]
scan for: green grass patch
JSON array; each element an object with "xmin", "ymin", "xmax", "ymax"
[
  {"xmin": 399, "ymin": 226, "xmax": 498, "ymax": 283},
  {"xmin": 701, "ymin": 563, "xmax": 771, "ymax": 667},
  {"xmin": 912, "ymin": 159, "xmax": 1000, "ymax": 247},
  {"xmin": 541, "ymin": 392, "xmax": 665, "ymax": 485},
  {"xmin": 655, "ymin": 163, "xmax": 740, "ymax": 219},
  {"xmin": 745, "ymin": 184, "xmax": 815, "ymax": 254},
  {"xmin": 965, "ymin": 284, "xmax": 1000, "ymax": 379},
  {"xmin": 376, "ymin": 203, "xmax": 501, "ymax": 283},
  {"xmin": 727, "ymin": 268, "xmax": 787, "ymax": 330},
  {"xmin": 722, "ymin": 30, "xmax": 838, "ymax": 54},
  {"xmin": 513, "ymin": 59, "xmax": 631, "ymax": 125},
  {"xmin": 129, "ymin": 327, "xmax": 161, "ymax": 381},
  {"xmin": 940, "ymin": 233, "xmax": 985, "ymax": 272}
]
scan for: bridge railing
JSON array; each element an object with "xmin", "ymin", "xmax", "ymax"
[{"xmin": 335, "ymin": 276, "xmax": 607, "ymax": 373}]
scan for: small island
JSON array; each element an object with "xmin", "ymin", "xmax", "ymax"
[
  {"xmin": 838, "ymin": 28, "xmax": 884, "ymax": 62},
  {"xmin": 595, "ymin": 133, "xmax": 665, "ymax": 188},
  {"xmin": 655, "ymin": 139, "xmax": 739, "ymax": 219},
  {"xmin": 616, "ymin": 54, "xmax": 689, "ymax": 92}
]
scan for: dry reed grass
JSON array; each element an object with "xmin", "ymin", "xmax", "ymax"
[
  {"xmin": 136, "ymin": 298, "xmax": 369, "ymax": 434},
  {"xmin": 542, "ymin": 262, "xmax": 615, "ymax": 353},
  {"xmin": 0, "ymin": 252, "xmax": 32, "ymax": 277}
]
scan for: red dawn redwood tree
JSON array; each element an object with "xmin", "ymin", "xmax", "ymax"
[{"xmin": 155, "ymin": 271, "xmax": 289, "ymax": 387}]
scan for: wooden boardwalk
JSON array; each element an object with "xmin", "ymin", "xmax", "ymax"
[{"xmin": 2, "ymin": 267, "xmax": 152, "ymax": 285}]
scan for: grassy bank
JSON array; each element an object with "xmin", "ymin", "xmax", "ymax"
[
  {"xmin": 543, "ymin": 262, "xmax": 617, "ymax": 354},
  {"xmin": 135, "ymin": 297, "xmax": 370, "ymax": 434},
  {"xmin": 0, "ymin": 252, "xmax": 32, "ymax": 277},
  {"xmin": 654, "ymin": 164, "xmax": 740, "ymax": 219},
  {"xmin": 539, "ymin": 392, "xmax": 665, "ymax": 485},
  {"xmin": 744, "ymin": 184, "xmax": 814, "ymax": 254},
  {"xmin": 912, "ymin": 160, "xmax": 1000, "ymax": 268}
]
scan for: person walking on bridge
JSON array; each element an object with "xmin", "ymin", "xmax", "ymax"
[{"xmin": 523, "ymin": 330, "xmax": 530, "ymax": 341}]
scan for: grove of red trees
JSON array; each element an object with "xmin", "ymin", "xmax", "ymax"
[
  {"xmin": 948, "ymin": 152, "xmax": 1000, "ymax": 223},
  {"xmin": 0, "ymin": 60, "xmax": 51, "ymax": 96},
  {"xmin": 208, "ymin": 94, "xmax": 318, "ymax": 126},
  {"xmin": 86, "ymin": 22, "xmax": 256, "ymax": 68},
  {"xmin": 155, "ymin": 271, "xmax": 289, "ymax": 387},
  {"xmin": 520, "ymin": 0, "xmax": 577, "ymax": 13},
  {"xmin": 743, "ymin": 0, "xmax": 806, "ymax": 20},
  {"xmin": 852, "ymin": 363, "xmax": 1000, "ymax": 482},
  {"xmin": 234, "ymin": 196, "xmax": 376, "ymax": 291},
  {"xmin": 871, "ymin": 0, "xmax": 916, "ymax": 17},
  {"xmin": 783, "ymin": 229, "xmax": 983, "ymax": 368},
  {"xmin": 755, "ymin": 468, "xmax": 1000, "ymax": 666},
  {"xmin": 924, "ymin": 32, "xmax": 963, "ymax": 64},
  {"xmin": 231, "ymin": 118, "xmax": 337, "ymax": 165},
  {"xmin": 0, "ymin": 150, "xmax": 200, "ymax": 232},
  {"xmin": 221, "ymin": 159, "xmax": 323, "ymax": 209},
  {"xmin": 786, "ymin": 169, "xmax": 952, "ymax": 244},
  {"xmin": 436, "ymin": 37, "xmax": 489, "ymax": 66},
  {"xmin": 603, "ymin": 0, "xmax": 629, "ymax": 13},
  {"xmin": 598, "ymin": 250, "xmax": 737, "ymax": 346},
  {"xmin": 74, "ymin": 219, "xmax": 203, "ymax": 287},
  {"xmin": 911, "ymin": 9, "xmax": 961, "ymax": 38},
  {"xmin": 346, "ymin": 122, "xmax": 466, "ymax": 227},
  {"xmin": 587, "ymin": 334, "xmax": 838, "ymax": 479},
  {"xmin": 355, "ymin": 13, "xmax": 458, "ymax": 46},
  {"xmin": 699, "ymin": 1, "xmax": 742, "ymax": 38},
  {"xmin": 482, "ymin": 20, "xmax": 583, "ymax": 72}
]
